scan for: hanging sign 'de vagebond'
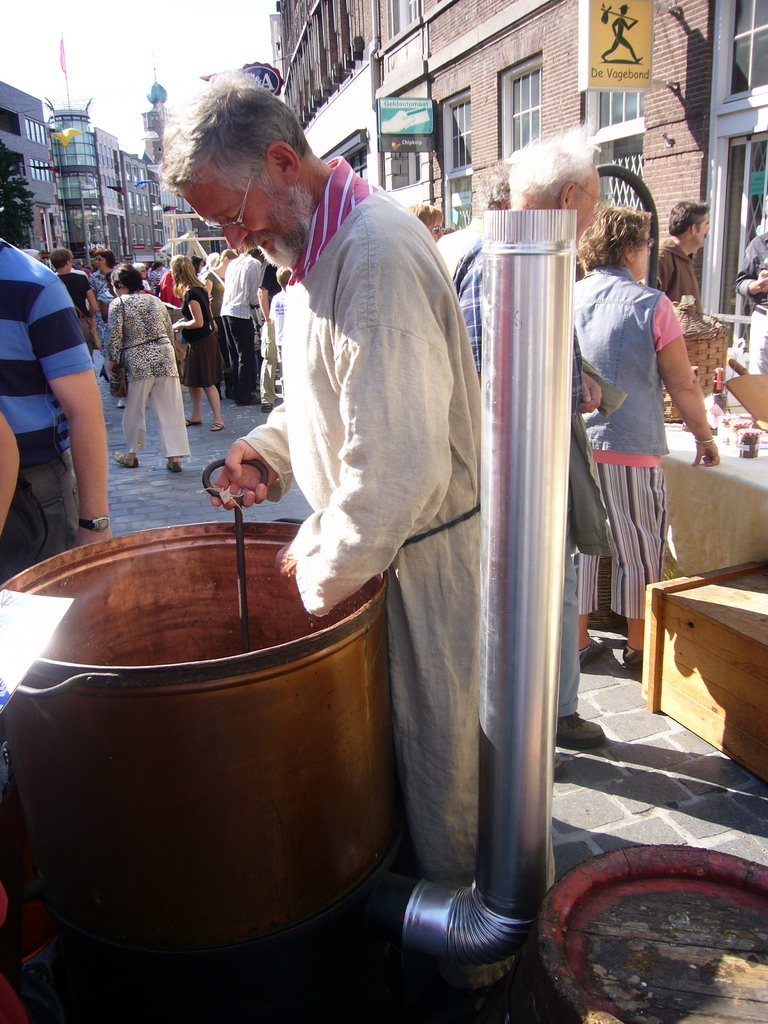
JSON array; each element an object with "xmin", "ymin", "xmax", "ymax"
[{"xmin": 578, "ymin": 0, "xmax": 654, "ymax": 92}]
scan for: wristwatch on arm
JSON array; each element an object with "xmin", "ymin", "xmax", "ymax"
[{"xmin": 78, "ymin": 517, "xmax": 111, "ymax": 532}]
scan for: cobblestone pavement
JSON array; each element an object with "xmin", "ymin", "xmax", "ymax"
[
  {"xmin": 102, "ymin": 377, "xmax": 311, "ymax": 536},
  {"xmin": 101, "ymin": 377, "xmax": 768, "ymax": 881},
  {"xmin": 554, "ymin": 637, "xmax": 768, "ymax": 879}
]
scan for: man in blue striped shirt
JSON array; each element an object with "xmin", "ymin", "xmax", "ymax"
[{"xmin": 0, "ymin": 241, "xmax": 111, "ymax": 579}]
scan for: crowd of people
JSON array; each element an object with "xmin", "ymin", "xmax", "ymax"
[{"xmin": 0, "ymin": 69, "xmax": 760, "ymax": 1019}]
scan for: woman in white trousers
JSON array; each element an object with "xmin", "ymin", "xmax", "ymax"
[{"xmin": 106, "ymin": 264, "xmax": 189, "ymax": 472}]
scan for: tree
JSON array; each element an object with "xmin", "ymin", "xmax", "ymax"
[{"xmin": 0, "ymin": 139, "xmax": 35, "ymax": 248}]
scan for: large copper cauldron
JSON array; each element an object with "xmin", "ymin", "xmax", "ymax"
[{"xmin": 2, "ymin": 522, "xmax": 395, "ymax": 951}]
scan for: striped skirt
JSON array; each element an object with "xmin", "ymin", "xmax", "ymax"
[{"xmin": 577, "ymin": 462, "xmax": 668, "ymax": 621}]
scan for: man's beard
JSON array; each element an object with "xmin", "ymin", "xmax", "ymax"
[{"xmin": 242, "ymin": 179, "xmax": 315, "ymax": 268}]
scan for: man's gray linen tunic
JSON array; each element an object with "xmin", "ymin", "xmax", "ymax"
[{"xmin": 242, "ymin": 192, "xmax": 483, "ymax": 890}]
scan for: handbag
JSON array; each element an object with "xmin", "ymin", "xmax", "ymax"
[
  {"xmin": 89, "ymin": 317, "xmax": 101, "ymax": 350},
  {"xmin": 76, "ymin": 308, "xmax": 101, "ymax": 350},
  {"xmin": 110, "ymin": 348, "xmax": 128, "ymax": 398},
  {"xmin": 109, "ymin": 296, "xmax": 130, "ymax": 398}
]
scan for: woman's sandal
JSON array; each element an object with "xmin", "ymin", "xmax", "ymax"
[
  {"xmin": 185, "ymin": 418, "xmax": 202, "ymax": 427},
  {"xmin": 210, "ymin": 422, "xmax": 225, "ymax": 431}
]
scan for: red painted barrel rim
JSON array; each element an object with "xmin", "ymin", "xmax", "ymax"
[{"xmin": 535, "ymin": 844, "xmax": 768, "ymax": 1021}]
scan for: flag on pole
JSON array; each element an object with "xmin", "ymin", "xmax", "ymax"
[
  {"xmin": 60, "ymin": 38, "xmax": 67, "ymax": 75},
  {"xmin": 52, "ymin": 128, "xmax": 83, "ymax": 148}
]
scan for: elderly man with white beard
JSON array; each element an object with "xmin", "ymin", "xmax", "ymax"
[{"xmin": 161, "ymin": 73, "xmax": 504, "ymax": 997}]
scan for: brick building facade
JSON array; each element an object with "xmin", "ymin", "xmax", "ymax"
[
  {"xmin": 277, "ymin": 0, "xmax": 768, "ymax": 321},
  {"xmin": 641, "ymin": 2, "xmax": 713, "ymax": 225},
  {"xmin": 279, "ymin": 0, "xmax": 713, "ymax": 214}
]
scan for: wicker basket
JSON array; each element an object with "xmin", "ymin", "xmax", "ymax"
[{"xmin": 663, "ymin": 298, "xmax": 729, "ymax": 422}]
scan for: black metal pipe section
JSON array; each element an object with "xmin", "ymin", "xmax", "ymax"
[{"xmin": 597, "ymin": 162, "xmax": 659, "ymax": 286}]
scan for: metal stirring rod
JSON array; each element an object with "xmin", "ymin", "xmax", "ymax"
[{"xmin": 202, "ymin": 458, "xmax": 269, "ymax": 653}]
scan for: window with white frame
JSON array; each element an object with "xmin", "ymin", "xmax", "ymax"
[
  {"xmin": 586, "ymin": 89, "xmax": 645, "ymax": 188},
  {"xmin": 598, "ymin": 90, "xmax": 644, "ymax": 128},
  {"xmin": 732, "ymin": 0, "xmax": 768, "ymax": 94},
  {"xmin": 501, "ymin": 63, "xmax": 542, "ymax": 157},
  {"xmin": 444, "ymin": 93, "xmax": 472, "ymax": 229},
  {"xmin": 391, "ymin": 0, "xmax": 420, "ymax": 36}
]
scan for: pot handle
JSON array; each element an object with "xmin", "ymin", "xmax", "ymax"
[
  {"xmin": 17, "ymin": 671, "xmax": 122, "ymax": 698},
  {"xmin": 201, "ymin": 458, "xmax": 269, "ymax": 507}
]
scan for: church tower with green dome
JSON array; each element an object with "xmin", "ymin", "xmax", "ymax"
[{"xmin": 142, "ymin": 77, "xmax": 167, "ymax": 164}]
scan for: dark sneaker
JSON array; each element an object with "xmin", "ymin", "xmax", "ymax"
[
  {"xmin": 623, "ymin": 645, "xmax": 643, "ymax": 670},
  {"xmin": 557, "ymin": 712, "xmax": 605, "ymax": 750},
  {"xmin": 261, "ymin": 403, "xmax": 273, "ymax": 413},
  {"xmin": 579, "ymin": 636, "xmax": 606, "ymax": 667}
]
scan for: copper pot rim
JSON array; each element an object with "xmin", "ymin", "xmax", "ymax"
[{"xmin": 10, "ymin": 521, "xmax": 387, "ymax": 690}]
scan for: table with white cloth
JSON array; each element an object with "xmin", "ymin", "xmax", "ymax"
[{"xmin": 662, "ymin": 424, "xmax": 768, "ymax": 577}]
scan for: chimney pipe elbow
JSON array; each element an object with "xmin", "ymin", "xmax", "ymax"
[{"xmin": 402, "ymin": 880, "xmax": 532, "ymax": 964}]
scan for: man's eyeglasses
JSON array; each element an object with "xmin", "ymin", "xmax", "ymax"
[
  {"xmin": 201, "ymin": 177, "xmax": 252, "ymax": 230},
  {"xmin": 431, "ymin": 225, "xmax": 445, "ymax": 236},
  {"xmin": 576, "ymin": 182, "xmax": 601, "ymax": 206}
]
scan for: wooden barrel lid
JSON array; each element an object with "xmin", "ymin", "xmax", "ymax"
[{"xmin": 527, "ymin": 846, "xmax": 768, "ymax": 1024}]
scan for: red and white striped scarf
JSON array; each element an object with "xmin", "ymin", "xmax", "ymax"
[{"xmin": 290, "ymin": 157, "xmax": 377, "ymax": 286}]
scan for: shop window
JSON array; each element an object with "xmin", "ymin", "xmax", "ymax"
[
  {"xmin": 596, "ymin": 138, "xmax": 645, "ymax": 207},
  {"xmin": 389, "ymin": 152, "xmax": 420, "ymax": 189},
  {"xmin": 587, "ymin": 88, "xmax": 645, "ymax": 197},
  {"xmin": 732, "ymin": 0, "xmax": 768, "ymax": 94},
  {"xmin": 501, "ymin": 63, "xmax": 542, "ymax": 156},
  {"xmin": 444, "ymin": 93, "xmax": 472, "ymax": 229},
  {"xmin": 324, "ymin": 129, "xmax": 369, "ymax": 181}
]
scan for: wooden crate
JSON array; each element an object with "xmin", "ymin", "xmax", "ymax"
[{"xmin": 644, "ymin": 562, "xmax": 768, "ymax": 781}]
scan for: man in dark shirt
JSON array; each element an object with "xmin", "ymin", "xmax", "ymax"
[
  {"xmin": 735, "ymin": 229, "xmax": 768, "ymax": 373},
  {"xmin": 51, "ymin": 248, "xmax": 99, "ymax": 353},
  {"xmin": 656, "ymin": 201, "xmax": 709, "ymax": 313}
]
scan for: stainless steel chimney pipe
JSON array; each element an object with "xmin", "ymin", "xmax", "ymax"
[
  {"xmin": 377, "ymin": 209, "xmax": 577, "ymax": 964},
  {"xmin": 475, "ymin": 207, "xmax": 576, "ymax": 916}
]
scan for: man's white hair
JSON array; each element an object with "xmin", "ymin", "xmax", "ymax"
[{"xmin": 507, "ymin": 128, "xmax": 599, "ymax": 208}]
